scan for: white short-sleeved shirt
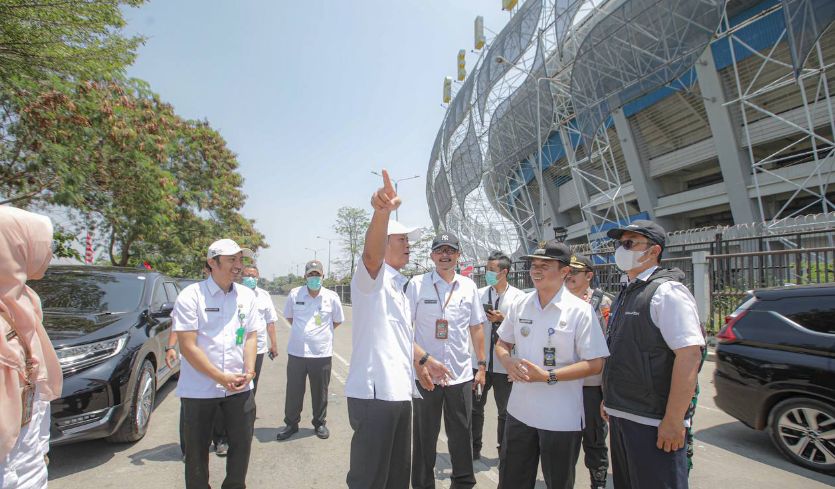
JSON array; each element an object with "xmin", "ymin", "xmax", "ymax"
[
  {"xmin": 283, "ymin": 286, "xmax": 344, "ymax": 358},
  {"xmin": 605, "ymin": 266, "xmax": 706, "ymax": 427},
  {"xmin": 253, "ymin": 287, "xmax": 278, "ymax": 354},
  {"xmin": 407, "ymin": 271, "xmax": 487, "ymax": 386},
  {"xmin": 498, "ymin": 286, "xmax": 609, "ymax": 431},
  {"xmin": 345, "ymin": 261, "xmax": 418, "ymax": 401},
  {"xmin": 172, "ymin": 277, "xmax": 258, "ymax": 399},
  {"xmin": 472, "ymin": 284, "xmax": 526, "ymax": 374}
]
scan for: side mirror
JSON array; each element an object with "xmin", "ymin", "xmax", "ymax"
[{"xmin": 152, "ymin": 302, "xmax": 175, "ymax": 318}]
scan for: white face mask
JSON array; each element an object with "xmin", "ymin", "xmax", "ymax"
[{"xmin": 614, "ymin": 246, "xmax": 650, "ymax": 272}]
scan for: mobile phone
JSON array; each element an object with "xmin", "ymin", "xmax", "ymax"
[
  {"xmin": 482, "ymin": 303, "xmax": 494, "ymax": 315},
  {"xmin": 268, "ymin": 351, "xmax": 276, "ymax": 361},
  {"xmin": 475, "ymin": 383, "xmax": 483, "ymax": 402}
]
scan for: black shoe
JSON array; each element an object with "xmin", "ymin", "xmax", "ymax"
[
  {"xmin": 472, "ymin": 450, "xmax": 481, "ymax": 461},
  {"xmin": 315, "ymin": 425, "xmax": 330, "ymax": 440},
  {"xmin": 215, "ymin": 441, "xmax": 228, "ymax": 456},
  {"xmin": 276, "ymin": 425, "xmax": 298, "ymax": 441}
]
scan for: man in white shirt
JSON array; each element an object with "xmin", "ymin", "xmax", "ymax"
[
  {"xmin": 173, "ymin": 239, "xmax": 259, "ymax": 489},
  {"xmin": 276, "ymin": 260, "xmax": 344, "ymax": 441},
  {"xmin": 345, "ymin": 170, "xmax": 447, "ymax": 489},
  {"xmin": 471, "ymin": 250, "xmax": 525, "ymax": 461},
  {"xmin": 408, "ymin": 232, "xmax": 487, "ymax": 489},
  {"xmin": 601, "ymin": 220, "xmax": 705, "ymax": 489},
  {"xmin": 240, "ymin": 264, "xmax": 278, "ymax": 395},
  {"xmin": 495, "ymin": 240, "xmax": 610, "ymax": 489}
]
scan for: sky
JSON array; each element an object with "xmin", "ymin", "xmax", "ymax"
[{"xmin": 121, "ymin": 1, "xmax": 513, "ymax": 278}]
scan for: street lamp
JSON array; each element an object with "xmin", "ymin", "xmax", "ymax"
[
  {"xmin": 304, "ymin": 247, "xmax": 321, "ymax": 260},
  {"xmin": 316, "ymin": 235, "xmax": 336, "ymax": 279},
  {"xmin": 496, "ymin": 54, "xmax": 551, "ymax": 242},
  {"xmin": 370, "ymin": 171, "xmax": 421, "ymax": 221}
]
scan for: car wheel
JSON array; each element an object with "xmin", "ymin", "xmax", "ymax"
[
  {"xmin": 768, "ymin": 398, "xmax": 835, "ymax": 474},
  {"xmin": 108, "ymin": 359, "xmax": 156, "ymax": 443}
]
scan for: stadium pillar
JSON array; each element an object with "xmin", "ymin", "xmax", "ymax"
[{"xmin": 694, "ymin": 47, "xmax": 759, "ymax": 225}]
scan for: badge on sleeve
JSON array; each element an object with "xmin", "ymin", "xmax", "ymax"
[
  {"xmin": 543, "ymin": 347, "xmax": 556, "ymax": 367},
  {"xmin": 435, "ymin": 319, "xmax": 449, "ymax": 340}
]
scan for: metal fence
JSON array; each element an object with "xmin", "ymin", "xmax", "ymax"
[
  {"xmin": 707, "ymin": 247, "xmax": 835, "ymax": 330},
  {"xmin": 332, "ymin": 284, "xmax": 351, "ymax": 306}
]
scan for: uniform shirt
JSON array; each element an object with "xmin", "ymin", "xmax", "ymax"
[
  {"xmin": 283, "ymin": 286, "xmax": 344, "ymax": 358},
  {"xmin": 254, "ymin": 287, "xmax": 278, "ymax": 354},
  {"xmin": 172, "ymin": 276, "xmax": 258, "ymax": 399},
  {"xmin": 345, "ymin": 261, "xmax": 417, "ymax": 402},
  {"xmin": 471, "ymin": 283, "xmax": 526, "ymax": 374},
  {"xmin": 498, "ymin": 286, "xmax": 609, "ymax": 431},
  {"xmin": 407, "ymin": 271, "xmax": 487, "ymax": 386},
  {"xmin": 580, "ymin": 287, "xmax": 612, "ymax": 387},
  {"xmin": 605, "ymin": 265, "xmax": 705, "ymax": 427}
]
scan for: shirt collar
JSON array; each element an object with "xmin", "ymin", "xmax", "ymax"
[
  {"xmin": 385, "ymin": 263, "xmax": 407, "ymax": 286},
  {"xmin": 206, "ymin": 275, "xmax": 226, "ymax": 296},
  {"xmin": 431, "ymin": 270, "xmax": 457, "ymax": 286},
  {"xmin": 534, "ymin": 285, "xmax": 568, "ymax": 311},
  {"xmin": 634, "ymin": 265, "xmax": 660, "ymax": 283}
]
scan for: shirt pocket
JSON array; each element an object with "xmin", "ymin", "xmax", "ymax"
[{"xmin": 551, "ymin": 321, "xmax": 577, "ymax": 367}]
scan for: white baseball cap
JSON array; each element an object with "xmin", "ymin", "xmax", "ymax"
[
  {"xmin": 206, "ymin": 239, "xmax": 254, "ymax": 260},
  {"xmin": 387, "ymin": 220, "xmax": 421, "ymax": 241}
]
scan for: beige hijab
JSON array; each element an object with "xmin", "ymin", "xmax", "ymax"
[{"xmin": 0, "ymin": 206, "xmax": 63, "ymax": 459}]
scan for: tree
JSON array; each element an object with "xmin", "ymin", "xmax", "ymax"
[
  {"xmin": 403, "ymin": 226, "xmax": 434, "ymax": 275},
  {"xmin": 0, "ymin": 0, "xmax": 145, "ymax": 85},
  {"xmin": 332, "ymin": 206, "xmax": 369, "ymax": 276}
]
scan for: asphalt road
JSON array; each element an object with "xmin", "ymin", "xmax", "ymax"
[{"xmin": 47, "ymin": 295, "xmax": 835, "ymax": 488}]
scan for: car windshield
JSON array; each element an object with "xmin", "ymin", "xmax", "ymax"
[{"xmin": 29, "ymin": 270, "xmax": 147, "ymax": 314}]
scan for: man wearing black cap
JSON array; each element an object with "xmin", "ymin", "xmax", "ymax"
[
  {"xmin": 494, "ymin": 240, "xmax": 609, "ymax": 489},
  {"xmin": 566, "ymin": 254, "xmax": 612, "ymax": 489},
  {"xmin": 601, "ymin": 220, "xmax": 705, "ymax": 489},
  {"xmin": 407, "ymin": 232, "xmax": 487, "ymax": 489}
]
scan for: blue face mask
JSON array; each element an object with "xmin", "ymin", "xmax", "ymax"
[
  {"xmin": 307, "ymin": 276, "xmax": 322, "ymax": 291},
  {"xmin": 242, "ymin": 276, "xmax": 257, "ymax": 289},
  {"xmin": 485, "ymin": 270, "xmax": 499, "ymax": 286}
]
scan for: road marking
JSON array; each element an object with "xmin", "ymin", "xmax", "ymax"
[{"xmin": 333, "ymin": 351, "xmax": 350, "ymax": 368}]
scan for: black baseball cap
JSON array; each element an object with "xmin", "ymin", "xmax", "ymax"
[
  {"xmin": 523, "ymin": 240, "xmax": 572, "ymax": 263},
  {"xmin": 431, "ymin": 232, "xmax": 460, "ymax": 251},
  {"xmin": 569, "ymin": 254, "xmax": 594, "ymax": 271},
  {"xmin": 606, "ymin": 220, "xmax": 666, "ymax": 248}
]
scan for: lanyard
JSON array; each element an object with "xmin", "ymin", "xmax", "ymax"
[
  {"xmin": 433, "ymin": 281, "xmax": 458, "ymax": 319},
  {"xmin": 488, "ymin": 287, "xmax": 501, "ymax": 311}
]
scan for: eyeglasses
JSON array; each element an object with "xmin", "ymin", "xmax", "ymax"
[
  {"xmin": 432, "ymin": 247, "xmax": 459, "ymax": 256},
  {"xmin": 616, "ymin": 239, "xmax": 652, "ymax": 250}
]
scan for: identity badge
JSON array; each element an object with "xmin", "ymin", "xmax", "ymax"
[
  {"xmin": 543, "ymin": 347, "xmax": 556, "ymax": 367},
  {"xmin": 435, "ymin": 318, "xmax": 449, "ymax": 340}
]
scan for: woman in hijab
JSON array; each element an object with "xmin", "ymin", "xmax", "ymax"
[{"xmin": 0, "ymin": 206, "xmax": 63, "ymax": 489}]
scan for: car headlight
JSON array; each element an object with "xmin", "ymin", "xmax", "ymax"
[{"xmin": 56, "ymin": 334, "xmax": 128, "ymax": 373}]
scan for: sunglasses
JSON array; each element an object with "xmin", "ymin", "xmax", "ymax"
[
  {"xmin": 568, "ymin": 268, "xmax": 591, "ymax": 275},
  {"xmin": 616, "ymin": 239, "xmax": 653, "ymax": 250}
]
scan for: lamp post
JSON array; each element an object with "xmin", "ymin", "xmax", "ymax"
[
  {"xmin": 496, "ymin": 54, "xmax": 552, "ymax": 242},
  {"xmin": 304, "ymin": 247, "xmax": 321, "ymax": 260},
  {"xmin": 370, "ymin": 171, "xmax": 421, "ymax": 221},
  {"xmin": 316, "ymin": 235, "xmax": 336, "ymax": 279}
]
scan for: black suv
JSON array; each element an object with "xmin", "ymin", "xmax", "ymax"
[
  {"xmin": 29, "ymin": 266, "xmax": 181, "ymax": 445},
  {"xmin": 713, "ymin": 283, "xmax": 835, "ymax": 474}
]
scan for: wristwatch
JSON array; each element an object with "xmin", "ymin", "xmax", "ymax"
[
  {"xmin": 547, "ymin": 370, "xmax": 558, "ymax": 385},
  {"xmin": 477, "ymin": 360, "xmax": 488, "ymax": 368},
  {"xmin": 419, "ymin": 352, "xmax": 431, "ymax": 366},
  {"xmin": 165, "ymin": 346, "xmax": 176, "ymax": 352}
]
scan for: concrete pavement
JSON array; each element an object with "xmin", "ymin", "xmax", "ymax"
[{"xmin": 47, "ymin": 295, "xmax": 835, "ymax": 488}]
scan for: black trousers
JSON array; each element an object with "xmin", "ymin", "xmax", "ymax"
[
  {"xmin": 499, "ymin": 414, "xmax": 581, "ymax": 489},
  {"xmin": 471, "ymin": 369, "xmax": 512, "ymax": 453},
  {"xmin": 582, "ymin": 386, "xmax": 609, "ymax": 485},
  {"xmin": 346, "ymin": 398, "xmax": 411, "ymax": 489},
  {"xmin": 609, "ymin": 415, "xmax": 688, "ymax": 489},
  {"xmin": 252, "ymin": 353, "xmax": 265, "ymax": 396},
  {"xmin": 412, "ymin": 380, "xmax": 475, "ymax": 489},
  {"xmin": 284, "ymin": 354, "xmax": 332, "ymax": 427},
  {"xmin": 182, "ymin": 391, "xmax": 256, "ymax": 489}
]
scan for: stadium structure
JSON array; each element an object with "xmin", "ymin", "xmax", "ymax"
[{"xmin": 426, "ymin": 0, "xmax": 835, "ymax": 260}]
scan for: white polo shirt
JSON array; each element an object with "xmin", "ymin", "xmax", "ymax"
[
  {"xmin": 605, "ymin": 265, "xmax": 706, "ymax": 427},
  {"xmin": 498, "ymin": 286, "xmax": 609, "ymax": 431},
  {"xmin": 253, "ymin": 287, "xmax": 278, "ymax": 354},
  {"xmin": 472, "ymin": 283, "xmax": 526, "ymax": 374},
  {"xmin": 282, "ymin": 285, "xmax": 344, "ymax": 358},
  {"xmin": 407, "ymin": 271, "xmax": 486, "ymax": 386},
  {"xmin": 172, "ymin": 276, "xmax": 258, "ymax": 399},
  {"xmin": 345, "ymin": 261, "xmax": 417, "ymax": 402}
]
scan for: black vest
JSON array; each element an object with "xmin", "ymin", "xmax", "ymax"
[{"xmin": 602, "ymin": 267, "xmax": 684, "ymax": 420}]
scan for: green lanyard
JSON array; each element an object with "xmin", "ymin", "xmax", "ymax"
[{"xmin": 235, "ymin": 306, "xmax": 246, "ymax": 346}]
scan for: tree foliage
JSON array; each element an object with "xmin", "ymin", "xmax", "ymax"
[
  {"xmin": 332, "ymin": 206, "xmax": 370, "ymax": 276},
  {"xmin": 0, "ymin": 0, "xmax": 145, "ymax": 85}
]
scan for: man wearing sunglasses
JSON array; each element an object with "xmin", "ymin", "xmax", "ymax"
[
  {"xmin": 601, "ymin": 220, "xmax": 705, "ymax": 489},
  {"xmin": 407, "ymin": 232, "xmax": 487, "ymax": 489},
  {"xmin": 566, "ymin": 254, "xmax": 612, "ymax": 489}
]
